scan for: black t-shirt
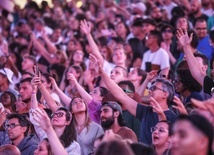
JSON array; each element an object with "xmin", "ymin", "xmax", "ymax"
[
  {"xmin": 136, "ymin": 104, "xmax": 177, "ymax": 145},
  {"xmin": 203, "ymin": 75, "xmax": 214, "ymax": 95}
]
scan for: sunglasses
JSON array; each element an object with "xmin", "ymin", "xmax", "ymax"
[{"xmin": 51, "ymin": 112, "xmax": 64, "ymax": 118}]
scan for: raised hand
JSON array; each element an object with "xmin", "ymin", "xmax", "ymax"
[
  {"xmin": 49, "ymin": 77, "xmax": 59, "ymax": 91},
  {"xmin": 80, "ymin": 20, "xmax": 91, "ymax": 35},
  {"xmin": 146, "ymin": 70, "xmax": 158, "ymax": 82},
  {"xmin": 33, "ymin": 108, "xmax": 52, "ymax": 131},
  {"xmin": 67, "ymin": 73, "xmax": 78, "ymax": 84},
  {"xmin": 172, "ymin": 96, "xmax": 187, "ymax": 115},
  {"xmin": 89, "ymin": 54, "xmax": 103, "ymax": 74},
  {"xmin": 176, "ymin": 28, "xmax": 193, "ymax": 47}
]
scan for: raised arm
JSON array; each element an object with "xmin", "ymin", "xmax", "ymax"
[
  {"xmin": 176, "ymin": 28, "xmax": 205, "ymax": 86},
  {"xmin": 67, "ymin": 73, "xmax": 92, "ymax": 104},
  {"xmin": 90, "ymin": 54, "xmax": 137, "ymax": 116},
  {"xmin": 49, "ymin": 77, "xmax": 71, "ymax": 107},
  {"xmin": 33, "ymin": 109, "xmax": 68, "ymax": 155},
  {"xmin": 80, "ymin": 20, "xmax": 104, "ymax": 66}
]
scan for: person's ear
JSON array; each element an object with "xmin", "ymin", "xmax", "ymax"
[
  {"xmin": 21, "ymin": 126, "xmax": 27, "ymax": 134},
  {"xmin": 113, "ymin": 111, "xmax": 119, "ymax": 118}
]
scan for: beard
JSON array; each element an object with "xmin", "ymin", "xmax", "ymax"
[
  {"xmin": 202, "ymin": 2, "xmax": 209, "ymax": 7},
  {"xmin": 101, "ymin": 116, "xmax": 114, "ymax": 129}
]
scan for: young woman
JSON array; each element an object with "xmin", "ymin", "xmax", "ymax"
[
  {"xmin": 151, "ymin": 120, "xmax": 173, "ymax": 155},
  {"xmin": 0, "ymin": 91, "xmax": 16, "ymax": 112},
  {"xmin": 31, "ymin": 76, "xmax": 81, "ymax": 155}
]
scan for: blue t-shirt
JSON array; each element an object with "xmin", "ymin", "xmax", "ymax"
[
  {"xmin": 136, "ymin": 104, "xmax": 177, "ymax": 145},
  {"xmin": 197, "ymin": 35, "xmax": 214, "ymax": 60}
]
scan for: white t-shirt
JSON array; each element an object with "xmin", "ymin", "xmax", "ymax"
[
  {"xmin": 141, "ymin": 48, "xmax": 170, "ymax": 71},
  {"xmin": 103, "ymin": 60, "xmax": 115, "ymax": 76}
]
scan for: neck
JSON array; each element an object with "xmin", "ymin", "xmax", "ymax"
[
  {"xmin": 150, "ymin": 45, "xmax": 160, "ymax": 52},
  {"xmin": 54, "ymin": 126, "xmax": 65, "ymax": 137},
  {"xmin": 116, "ymin": 62, "xmax": 126, "ymax": 68},
  {"xmin": 110, "ymin": 123, "xmax": 122, "ymax": 134},
  {"xmin": 194, "ymin": 11, "xmax": 202, "ymax": 18},
  {"xmin": 137, "ymin": 33, "xmax": 146, "ymax": 40},
  {"xmin": 163, "ymin": 39, "xmax": 172, "ymax": 45},
  {"xmin": 12, "ymin": 135, "xmax": 25, "ymax": 146},
  {"xmin": 181, "ymin": 90, "xmax": 191, "ymax": 98},
  {"xmin": 132, "ymin": 80, "xmax": 140, "ymax": 90},
  {"xmin": 25, "ymin": 68, "xmax": 34, "ymax": 75},
  {"xmin": 155, "ymin": 144, "xmax": 168, "ymax": 155},
  {"xmin": 159, "ymin": 101, "xmax": 169, "ymax": 111},
  {"xmin": 74, "ymin": 112, "xmax": 86, "ymax": 126}
]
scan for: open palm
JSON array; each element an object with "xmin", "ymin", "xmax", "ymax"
[{"xmin": 176, "ymin": 28, "xmax": 193, "ymax": 47}]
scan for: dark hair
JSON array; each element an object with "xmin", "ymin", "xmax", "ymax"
[
  {"xmin": 0, "ymin": 91, "xmax": 17, "ymax": 112},
  {"xmin": 42, "ymin": 138, "xmax": 52, "ymax": 155},
  {"xmin": 176, "ymin": 69, "xmax": 202, "ymax": 92},
  {"xmin": 130, "ymin": 143, "xmax": 155, "ymax": 155},
  {"xmin": 56, "ymin": 107, "xmax": 77, "ymax": 148},
  {"xmin": 118, "ymin": 80, "xmax": 135, "ymax": 93},
  {"xmin": 117, "ymin": 113, "xmax": 126, "ymax": 127},
  {"xmin": 161, "ymin": 24, "xmax": 174, "ymax": 33},
  {"xmin": 19, "ymin": 77, "xmax": 33, "ymax": 85},
  {"xmin": 6, "ymin": 113, "xmax": 30, "ymax": 136},
  {"xmin": 209, "ymin": 30, "xmax": 214, "ymax": 42},
  {"xmin": 149, "ymin": 30, "xmax": 162, "ymax": 46},
  {"xmin": 137, "ymin": 68, "xmax": 147, "ymax": 84},
  {"xmin": 158, "ymin": 120, "xmax": 173, "ymax": 136},
  {"xmin": 99, "ymin": 86, "xmax": 109, "ymax": 97},
  {"xmin": 193, "ymin": 53, "xmax": 209, "ymax": 65},
  {"xmin": 188, "ymin": 29, "xmax": 199, "ymax": 48},
  {"xmin": 194, "ymin": 17, "xmax": 207, "ymax": 27},
  {"xmin": 155, "ymin": 78, "xmax": 175, "ymax": 106},
  {"xmin": 95, "ymin": 140, "xmax": 134, "ymax": 155}
]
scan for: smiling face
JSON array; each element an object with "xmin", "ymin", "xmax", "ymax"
[
  {"xmin": 100, "ymin": 106, "xmax": 115, "ymax": 129},
  {"xmin": 152, "ymin": 122, "xmax": 170, "ymax": 147}
]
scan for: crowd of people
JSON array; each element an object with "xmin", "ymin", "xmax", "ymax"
[{"xmin": 0, "ymin": 0, "xmax": 213, "ymax": 155}]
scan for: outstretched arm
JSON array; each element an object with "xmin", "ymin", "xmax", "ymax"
[
  {"xmin": 90, "ymin": 54, "xmax": 137, "ymax": 116},
  {"xmin": 67, "ymin": 73, "xmax": 92, "ymax": 104},
  {"xmin": 80, "ymin": 20, "xmax": 104, "ymax": 66},
  {"xmin": 176, "ymin": 28, "xmax": 205, "ymax": 86}
]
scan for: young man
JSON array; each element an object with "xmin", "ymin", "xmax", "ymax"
[
  {"xmin": 100, "ymin": 101, "xmax": 138, "ymax": 142},
  {"xmin": 171, "ymin": 114, "xmax": 213, "ymax": 155},
  {"xmin": 5, "ymin": 113, "xmax": 38, "ymax": 154}
]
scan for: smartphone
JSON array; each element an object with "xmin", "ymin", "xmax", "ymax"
[
  {"xmin": 0, "ymin": 102, "xmax": 5, "ymax": 112},
  {"xmin": 34, "ymin": 66, "xmax": 40, "ymax": 77}
]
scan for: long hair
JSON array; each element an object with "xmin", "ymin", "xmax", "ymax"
[
  {"xmin": 69, "ymin": 97, "xmax": 91, "ymax": 132},
  {"xmin": 57, "ymin": 107, "xmax": 77, "ymax": 148}
]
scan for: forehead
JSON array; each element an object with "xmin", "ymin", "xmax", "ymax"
[
  {"xmin": 20, "ymin": 81, "xmax": 31, "ymax": 87},
  {"xmin": 113, "ymin": 48, "xmax": 125, "ymax": 55},
  {"xmin": 174, "ymin": 120, "xmax": 194, "ymax": 131},
  {"xmin": 7, "ymin": 118, "xmax": 19, "ymax": 123},
  {"xmin": 112, "ymin": 67, "xmax": 124, "ymax": 72},
  {"xmin": 153, "ymin": 81, "xmax": 162, "ymax": 87},
  {"xmin": 101, "ymin": 105, "xmax": 113, "ymax": 111},
  {"xmin": 195, "ymin": 21, "xmax": 207, "ymax": 27},
  {"xmin": 72, "ymin": 97, "xmax": 82, "ymax": 103},
  {"xmin": 156, "ymin": 122, "xmax": 168, "ymax": 128}
]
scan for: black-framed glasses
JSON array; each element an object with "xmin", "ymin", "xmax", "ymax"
[
  {"xmin": 51, "ymin": 112, "xmax": 64, "ymax": 118},
  {"xmin": 4, "ymin": 123, "xmax": 21, "ymax": 130},
  {"xmin": 151, "ymin": 127, "xmax": 168, "ymax": 133},
  {"xmin": 149, "ymin": 85, "xmax": 165, "ymax": 92}
]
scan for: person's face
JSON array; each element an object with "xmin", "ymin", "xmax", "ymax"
[
  {"xmin": 71, "ymin": 98, "xmax": 86, "ymax": 114},
  {"xmin": 110, "ymin": 67, "xmax": 126, "ymax": 83},
  {"xmin": 173, "ymin": 75, "xmax": 185, "ymax": 94},
  {"xmin": 176, "ymin": 17, "xmax": 188, "ymax": 29},
  {"xmin": 115, "ymin": 22, "xmax": 127, "ymax": 36},
  {"xmin": 100, "ymin": 106, "xmax": 115, "ymax": 128},
  {"xmin": 0, "ymin": 73, "xmax": 7, "ymax": 85},
  {"xmin": 142, "ymin": 23, "xmax": 155, "ymax": 35},
  {"xmin": 89, "ymin": 87, "xmax": 102, "ymax": 102},
  {"xmin": 152, "ymin": 122, "xmax": 170, "ymax": 147},
  {"xmin": 131, "ymin": 26, "xmax": 142, "ymax": 36},
  {"xmin": 19, "ymin": 81, "xmax": 33, "ymax": 101},
  {"xmin": 34, "ymin": 140, "xmax": 49, "ymax": 155},
  {"xmin": 112, "ymin": 48, "xmax": 126, "ymax": 65},
  {"xmin": 5, "ymin": 118, "xmax": 26, "ymax": 141},
  {"xmin": 190, "ymin": 0, "xmax": 200, "ymax": 14},
  {"xmin": 0, "ymin": 93, "xmax": 11, "ymax": 107},
  {"xmin": 145, "ymin": 34, "xmax": 157, "ymax": 48},
  {"xmin": 162, "ymin": 28, "xmax": 173, "ymax": 40},
  {"xmin": 195, "ymin": 21, "xmax": 207, "ymax": 39},
  {"xmin": 15, "ymin": 100, "xmax": 27, "ymax": 112},
  {"xmin": 51, "ymin": 110, "xmax": 70, "ymax": 127},
  {"xmin": 52, "ymin": 29, "xmax": 62, "ymax": 41},
  {"xmin": 128, "ymin": 68, "xmax": 141, "ymax": 82},
  {"xmin": 73, "ymin": 50, "xmax": 84, "ymax": 63},
  {"xmin": 151, "ymin": 7, "xmax": 162, "ymax": 19},
  {"xmin": 171, "ymin": 120, "xmax": 207, "ymax": 155},
  {"xmin": 149, "ymin": 82, "xmax": 166, "ymax": 101},
  {"xmin": 41, "ymin": 76, "xmax": 50, "ymax": 89},
  {"xmin": 21, "ymin": 58, "xmax": 34, "ymax": 71}
]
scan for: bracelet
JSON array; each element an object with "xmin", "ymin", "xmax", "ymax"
[{"xmin": 32, "ymin": 92, "xmax": 37, "ymax": 94}]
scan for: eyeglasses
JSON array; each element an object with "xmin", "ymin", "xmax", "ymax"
[
  {"xmin": 195, "ymin": 27, "xmax": 207, "ymax": 31},
  {"xmin": 149, "ymin": 85, "xmax": 165, "ymax": 92},
  {"xmin": 122, "ymin": 89, "xmax": 133, "ymax": 93},
  {"xmin": 151, "ymin": 127, "xmax": 168, "ymax": 133},
  {"xmin": 4, "ymin": 123, "xmax": 21, "ymax": 130},
  {"xmin": 158, "ymin": 74, "xmax": 167, "ymax": 78},
  {"xmin": 51, "ymin": 112, "xmax": 64, "ymax": 118}
]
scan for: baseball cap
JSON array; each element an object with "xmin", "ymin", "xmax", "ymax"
[
  {"xmin": 0, "ymin": 68, "xmax": 14, "ymax": 84},
  {"xmin": 102, "ymin": 101, "xmax": 122, "ymax": 114},
  {"xmin": 131, "ymin": 2, "xmax": 146, "ymax": 14}
]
